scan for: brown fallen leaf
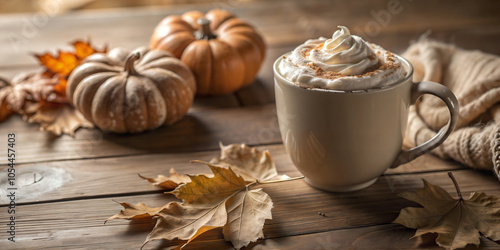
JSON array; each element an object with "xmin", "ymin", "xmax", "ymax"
[
  {"xmin": 26, "ymin": 103, "xmax": 94, "ymax": 136},
  {"xmin": 105, "ymin": 202, "xmax": 168, "ymax": 223},
  {"xmin": 145, "ymin": 199, "xmax": 228, "ymax": 248},
  {"xmin": 223, "ymin": 188, "xmax": 273, "ymax": 249},
  {"xmin": 0, "ymin": 72, "xmax": 92, "ymax": 135},
  {"xmin": 2, "ymin": 71, "xmax": 93, "ymax": 136},
  {"xmin": 8, "ymin": 72, "xmax": 67, "ymax": 113},
  {"xmin": 210, "ymin": 142, "xmax": 278, "ymax": 182},
  {"xmin": 144, "ymin": 163, "xmax": 273, "ymax": 249},
  {"xmin": 393, "ymin": 172, "xmax": 500, "ymax": 249},
  {"xmin": 0, "ymin": 39, "xmax": 104, "ymax": 136},
  {"xmin": 108, "ymin": 144, "xmax": 287, "ymax": 249},
  {"xmin": 0, "ymin": 77, "xmax": 13, "ymax": 122},
  {"xmin": 0, "ymin": 40, "xmax": 105, "ymax": 135},
  {"xmin": 139, "ymin": 168, "xmax": 193, "ymax": 191}
]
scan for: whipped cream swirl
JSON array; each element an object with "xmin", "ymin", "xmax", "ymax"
[{"xmin": 279, "ymin": 26, "xmax": 407, "ymax": 91}]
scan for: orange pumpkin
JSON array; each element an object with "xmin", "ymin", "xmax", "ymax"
[
  {"xmin": 67, "ymin": 47, "xmax": 196, "ymax": 133},
  {"xmin": 150, "ymin": 9, "xmax": 266, "ymax": 96}
]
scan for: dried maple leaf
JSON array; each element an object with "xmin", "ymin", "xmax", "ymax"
[
  {"xmin": 210, "ymin": 142, "xmax": 279, "ymax": 182},
  {"xmin": 143, "ymin": 164, "xmax": 273, "ymax": 249},
  {"xmin": 139, "ymin": 168, "xmax": 193, "ymax": 191},
  {"xmin": 393, "ymin": 172, "xmax": 500, "ymax": 249},
  {"xmin": 27, "ymin": 103, "xmax": 94, "ymax": 136},
  {"xmin": 0, "ymin": 40, "xmax": 104, "ymax": 136},
  {"xmin": 105, "ymin": 202, "xmax": 168, "ymax": 223},
  {"xmin": 108, "ymin": 145, "xmax": 285, "ymax": 249},
  {"xmin": 3, "ymin": 72, "xmax": 93, "ymax": 136},
  {"xmin": 146, "ymin": 198, "xmax": 228, "ymax": 248},
  {"xmin": 0, "ymin": 77, "xmax": 13, "ymax": 122},
  {"xmin": 223, "ymin": 188, "xmax": 273, "ymax": 249},
  {"xmin": 171, "ymin": 164, "xmax": 248, "ymax": 204},
  {"xmin": 8, "ymin": 72, "xmax": 66, "ymax": 112}
]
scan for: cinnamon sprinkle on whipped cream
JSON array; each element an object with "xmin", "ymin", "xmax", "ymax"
[{"xmin": 279, "ymin": 26, "xmax": 407, "ymax": 90}]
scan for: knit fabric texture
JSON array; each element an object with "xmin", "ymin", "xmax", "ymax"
[{"xmin": 403, "ymin": 40, "xmax": 500, "ymax": 180}]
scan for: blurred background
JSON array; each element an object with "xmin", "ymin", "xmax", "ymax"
[
  {"xmin": 0, "ymin": 0, "xmax": 499, "ymax": 79},
  {"xmin": 0, "ymin": 0, "xmax": 222, "ymax": 14}
]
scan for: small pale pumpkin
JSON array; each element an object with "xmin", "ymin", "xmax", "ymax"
[
  {"xmin": 150, "ymin": 9, "xmax": 266, "ymax": 96},
  {"xmin": 67, "ymin": 47, "xmax": 196, "ymax": 133}
]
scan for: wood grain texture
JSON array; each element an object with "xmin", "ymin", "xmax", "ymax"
[
  {"xmin": 1, "ymin": 1, "xmax": 499, "ymax": 249},
  {"xmin": 0, "ymin": 169, "xmax": 498, "ymax": 249},
  {"xmin": 0, "ymin": 143, "xmax": 466, "ymax": 205},
  {"xmin": 0, "ymin": 104, "xmax": 281, "ymax": 165}
]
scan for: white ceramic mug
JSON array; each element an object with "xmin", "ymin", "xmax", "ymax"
[{"xmin": 274, "ymin": 53, "xmax": 459, "ymax": 192}]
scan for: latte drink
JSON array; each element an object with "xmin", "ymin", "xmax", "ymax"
[{"xmin": 274, "ymin": 26, "xmax": 459, "ymax": 192}]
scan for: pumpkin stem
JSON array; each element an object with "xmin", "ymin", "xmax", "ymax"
[
  {"xmin": 197, "ymin": 17, "xmax": 216, "ymax": 40},
  {"xmin": 124, "ymin": 52, "xmax": 141, "ymax": 75}
]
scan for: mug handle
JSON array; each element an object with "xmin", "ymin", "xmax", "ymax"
[{"xmin": 390, "ymin": 81, "xmax": 459, "ymax": 168}]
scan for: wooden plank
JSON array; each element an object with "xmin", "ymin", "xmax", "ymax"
[
  {"xmin": 166, "ymin": 224, "xmax": 500, "ymax": 250},
  {"xmin": 0, "ymin": 143, "xmax": 467, "ymax": 205},
  {"xmin": 3, "ymin": 220, "xmax": 500, "ymax": 249},
  {"xmin": 0, "ymin": 169, "xmax": 498, "ymax": 249},
  {"xmin": 0, "ymin": 104, "xmax": 282, "ymax": 165}
]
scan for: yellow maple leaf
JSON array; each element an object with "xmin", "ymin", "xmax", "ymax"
[
  {"xmin": 108, "ymin": 145, "xmax": 279, "ymax": 250},
  {"xmin": 171, "ymin": 163, "xmax": 247, "ymax": 204},
  {"xmin": 146, "ymin": 163, "xmax": 272, "ymax": 249}
]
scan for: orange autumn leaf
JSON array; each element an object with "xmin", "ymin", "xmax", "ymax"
[
  {"xmin": 34, "ymin": 40, "xmax": 106, "ymax": 96},
  {"xmin": 36, "ymin": 51, "xmax": 78, "ymax": 77},
  {"xmin": 53, "ymin": 78, "xmax": 67, "ymax": 98},
  {"xmin": 73, "ymin": 40, "xmax": 100, "ymax": 60}
]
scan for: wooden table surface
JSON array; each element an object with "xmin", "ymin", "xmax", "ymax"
[{"xmin": 1, "ymin": 0, "xmax": 500, "ymax": 249}]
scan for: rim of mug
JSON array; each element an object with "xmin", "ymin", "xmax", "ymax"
[{"xmin": 273, "ymin": 52, "xmax": 414, "ymax": 93}]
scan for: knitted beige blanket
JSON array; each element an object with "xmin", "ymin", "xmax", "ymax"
[{"xmin": 403, "ymin": 40, "xmax": 500, "ymax": 179}]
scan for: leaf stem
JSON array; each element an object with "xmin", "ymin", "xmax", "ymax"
[{"xmin": 448, "ymin": 171, "xmax": 463, "ymax": 200}]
